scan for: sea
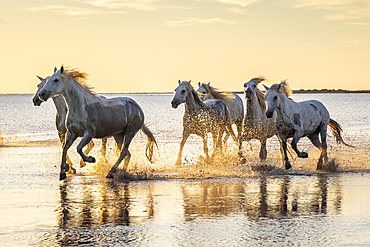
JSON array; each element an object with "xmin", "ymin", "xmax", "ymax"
[{"xmin": 1, "ymin": 93, "xmax": 370, "ymax": 246}]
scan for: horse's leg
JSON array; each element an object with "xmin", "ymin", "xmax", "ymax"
[
  {"xmin": 58, "ymin": 131, "xmax": 74, "ymax": 173},
  {"xmin": 80, "ymin": 140, "xmax": 95, "ymax": 168},
  {"xmin": 107, "ymin": 132, "xmax": 136, "ymax": 178},
  {"xmin": 176, "ymin": 131, "xmax": 190, "ymax": 166},
  {"xmin": 60, "ymin": 131, "xmax": 77, "ymax": 180},
  {"xmin": 76, "ymin": 133, "xmax": 96, "ymax": 163},
  {"xmin": 114, "ymin": 135, "xmax": 124, "ymax": 156},
  {"xmin": 319, "ymin": 125, "xmax": 329, "ymax": 168},
  {"xmin": 223, "ymin": 131, "xmax": 229, "ymax": 150},
  {"xmin": 279, "ymin": 134, "xmax": 292, "ymax": 169},
  {"xmin": 101, "ymin": 138, "xmax": 107, "ymax": 158},
  {"xmin": 238, "ymin": 132, "xmax": 247, "ymax": 164},
  {"xmin": 217, "ymin": 130, "xmax": 224, "ymax": 155},
  {"xmin": 202, "ymin": 134, "xmax": 210, "ymax": 162},
  {"xmin": 259, "ymin": 138, "xmax": 267, "ymax": 161},
  {"xmin": 308, "ymin": 133, "xmax": 324, "ymax": 169},
  {"xmin": 291, "ymin": 132, "xmax": 308, "ymax": 158}
]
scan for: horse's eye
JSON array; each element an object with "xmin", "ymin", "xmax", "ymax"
[
  {"xmin": 54, "ymin": 79, "xmax": 58, "ymax": 83},
  {"xmin": 274, "ymin": 96, "xmax": 278, "ymax": 100},
  {"xmin": 181, "ymin": 90, "xmax": 186, "ymax": 94}
]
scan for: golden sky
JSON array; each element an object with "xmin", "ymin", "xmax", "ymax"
[{"xmin": 0, "ymin": 0, "xmax": 369, "ymax": 93}]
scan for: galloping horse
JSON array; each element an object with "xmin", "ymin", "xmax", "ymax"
[
  {"xmin": 239, "ymin": 76, "xmax": 277, "ymax": 163},
  {"xmin": 38, "ymin": 66, "xmax": 157, "ymax": 180},
  {"xmin": 264, "ymin": 80, "xmax": 352, "ymax": 170},
  {"xmin": 197, "ymin": 82, "xmax": 244, "ymax": 148},
  {"xmin": 171, "ymin": 80, "xmax": 237, "ymax": 166},
  {"xmin": 32, "ymin": 73, "xmax": 109, "ymax": 172}
]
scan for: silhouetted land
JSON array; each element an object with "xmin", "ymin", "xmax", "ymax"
[{"xmin": 234, "ymin": 89, "xmax": 370, "ymax": 94}]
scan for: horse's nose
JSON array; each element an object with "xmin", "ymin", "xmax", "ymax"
[
  {"xmin": 266, "ymin": 111, "xmax": 273, "ymax": 118},
  {"xmin": 171, "ymin": 100, "xmax": 178, "ymax": 109},
  {"xmin": 32, "ymin": 97, "xmax": 41, "ymax": 106}
]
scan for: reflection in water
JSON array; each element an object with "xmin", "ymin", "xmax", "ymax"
[{"xmin": 40, "ymin": 175, "xmax": 343, "ymax": 245}]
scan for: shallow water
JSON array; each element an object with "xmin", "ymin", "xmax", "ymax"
[{"xmin": 1, "ymin": 93, "xmax": 370, "ymax": 246}]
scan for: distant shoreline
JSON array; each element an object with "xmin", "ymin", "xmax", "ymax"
[{"xmin": 2, "ymin": 89, "xmax": 370, "ymax": 95}]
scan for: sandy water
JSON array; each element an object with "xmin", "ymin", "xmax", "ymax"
[{"xmin": 1, "ymin": 93, "xmax": 370, "ymax": 246}]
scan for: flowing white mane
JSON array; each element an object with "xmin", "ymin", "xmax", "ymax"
[{"xmin": 62, "ymin": 67, "xmax": 97, "ymax": 95}]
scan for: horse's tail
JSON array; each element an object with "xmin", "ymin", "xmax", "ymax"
[
  {"xmin": 328, "ymin": 118, "xmax": 354, "ymax": 147},
  {"xmin": 141, "ymin": 124, "xmax": 158, "ymax": 163},
  {"xmin": 224, "ymin": 106, "xmax": 238, "ymax": 143}
]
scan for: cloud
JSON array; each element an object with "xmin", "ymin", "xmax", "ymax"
[
  {"xmin": 196, "ymin": 0, "xmax": 261, "ymax": 7},
  {"xmin": 290, "ymin": 0, "xmax": 368, "ymax": 9},
  {"xmin": 90, "ymin": 0, "xmax": 160, "ymax": 10},
  {"xmin": 25, "ymin": 4, "xmax": 126, "ymax": 16},
  {"xmin": 164, "ymin": 17, "xmax": 237, "ymax": 27}
]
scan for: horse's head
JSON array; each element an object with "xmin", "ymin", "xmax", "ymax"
[
  {"xmin": 244, "ymin": 80, "xmax": 258, "ymax": 99},
  {"xmin": 196, "ymin": 82, "xmax": 210, "ymax": 95},
  {"xmin": 171, "ymin": 80, "xmax": 191, "ymax": 108},
  {"xmin": 39, "ymin": 66, "xmax": 66, "ymax": 102},
  {"xmin": 32, "ymin": 75, "xmax": 48, "ymax": 106},
  {"xmin": 264, "ymin": 84, "xmax": 279, "ymax": 118}
]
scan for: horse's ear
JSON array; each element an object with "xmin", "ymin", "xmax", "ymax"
[
  {"xmin": 263, "ymin": 85, "xmax": 270, "ymax": 91},
  {"xmin": 208, "ymin": 82, "xmax": 210, "ymax": 86},
  {"xmin": 198, "ymin": 82, "xmax": 201, "ymax": 87},
  {"xmin": 54, "ymin": 67, "xmax": 57, "ymax": 73},
  {"xmin": 36, "ymin": 75, "xmax": 43, "ymax": 81},
  {"xmin": 189, "ymin": 80, "xmax": 191, "ymax": 83},
  {"xmin": 60, "ymin": 65, "xmax": 64, "ymax": 74},
  {"xmin": 178, "ymin": 80, "xmax": 181, "ymax": 85}
]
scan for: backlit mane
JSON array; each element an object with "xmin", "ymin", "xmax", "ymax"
[
  {"xmin": 255, "ymin": 88, "xmax": 267, "ymax": 112},
  {"xmin": 250, "ymin": 76, "xmax": 267, "ymax": 85},
  {"xmin": 181, "ymin": 81, "xmax": 206, "ymax": 110},
  {"xmin": 271, "ymin": 80, "xmax": 292, "ymax": 98},
  {"xmin": 248, "ymin": 76, "xmax": 268, "ymax": 112},
  {"xmin": 63, "ymin": 67, "xmax": 97, "ymax": 95},
  {"xmin": 200, "ymin": 83, "xmax": 235, "ymax": 102}
]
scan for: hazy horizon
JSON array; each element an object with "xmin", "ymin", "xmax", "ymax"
[{"xmin": 1, "ymin": 0, "xmax": 369, "ymax": 94}]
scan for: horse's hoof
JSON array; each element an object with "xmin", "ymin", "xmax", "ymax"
[
  {"xmin": 64, "ymin": 163, "xmax": 70, "ymax": 172},
  {"xmin": 70, "ymin": 167, "xmax": 76, "ymax": 174},
  {"xmin": 60, "ymin": 172, "xmax": 67, "ymax": 180},
  {"xmin": 285, "ymin": 162, "xmax": 292, "ymax": 170},
  {"xmin": 80, "ymin": 160, "xmax": 86, "ymax": 168},
  {"xmin": 85, "ymin": 156, "xmax": 96, "ymax": 163},
  {"xmin": 239, "ymin": 157, "xmax": 246, "ymax": 164},
  {"xmin": 106, "ymin": 173, "xmax": 114, "ymax": 179}
]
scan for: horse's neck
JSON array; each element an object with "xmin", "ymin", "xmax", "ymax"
[
  {"xmin": 185, "ymin": 92, "xmax": 205, "ymax": 116},
  {"xmin": 246, "ymin": 94, "xmax": 265, "ymax": 120},
  {"xmin": 276, "ymin": 94, "xmax": 294, "ymax": 119},
  {"xmin": 52, "ymin": 95, "xmax": 67, "ymax": 115},
  {"xmin": 61, "ymin": 81, "xmax": 99, "ymax": 117}
]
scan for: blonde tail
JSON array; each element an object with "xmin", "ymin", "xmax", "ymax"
[
  {"xmin": 141, "ymin": 124, "xmax": 158, "ymax": 163},
  {"xmin": 328, "ymin": 119, "xmax": 354, "ymax": 147}
]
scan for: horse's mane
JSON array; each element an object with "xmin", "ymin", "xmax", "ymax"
[
  {"xmin": 249, "ymin": 76, "xmax": 267, "ymax": 85},
  {"xmin": 247, "ymin": 76, "xmax": 268, "ymax": 112},
  {"xmin": 182, "ymin": 81, "xmax": 207, "ymax": 110},
  {"xmin": 62, "ymin": 67, "xmax": 97, "ymax": 95},
  {"xmin": 200, "ymin": 83, "xmax": 235, "ymax": 101},
  {"xmin": 271, "ymin": 80, "xmax": 293, "ymax": 98}
]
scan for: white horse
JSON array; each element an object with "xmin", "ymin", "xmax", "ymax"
[
  {"xmin": 197, "ymin": 82, "xmax": 244, "ymax": 148},
  {"xmin": 264, "ymin": 80, "xmax": 352, "ymax": 170},
  {"xmin": 38, "ymin": 66, "xmax": 157, "ymax": 180},
  {"xmin": 238, "ymin": 76, "xmax": 277, "ymax": 163},
  {"xmin": 171, "ymin": 80, "xmax": 237, "ymax": 166},
  {"xmin": 32, "ymin": 74, "xmax": 110, "ymax": 173}
]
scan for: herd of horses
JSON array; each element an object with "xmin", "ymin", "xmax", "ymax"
[{"xmin": 32, "ymin": 66, "xmax": 352, "ymax": 180}]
